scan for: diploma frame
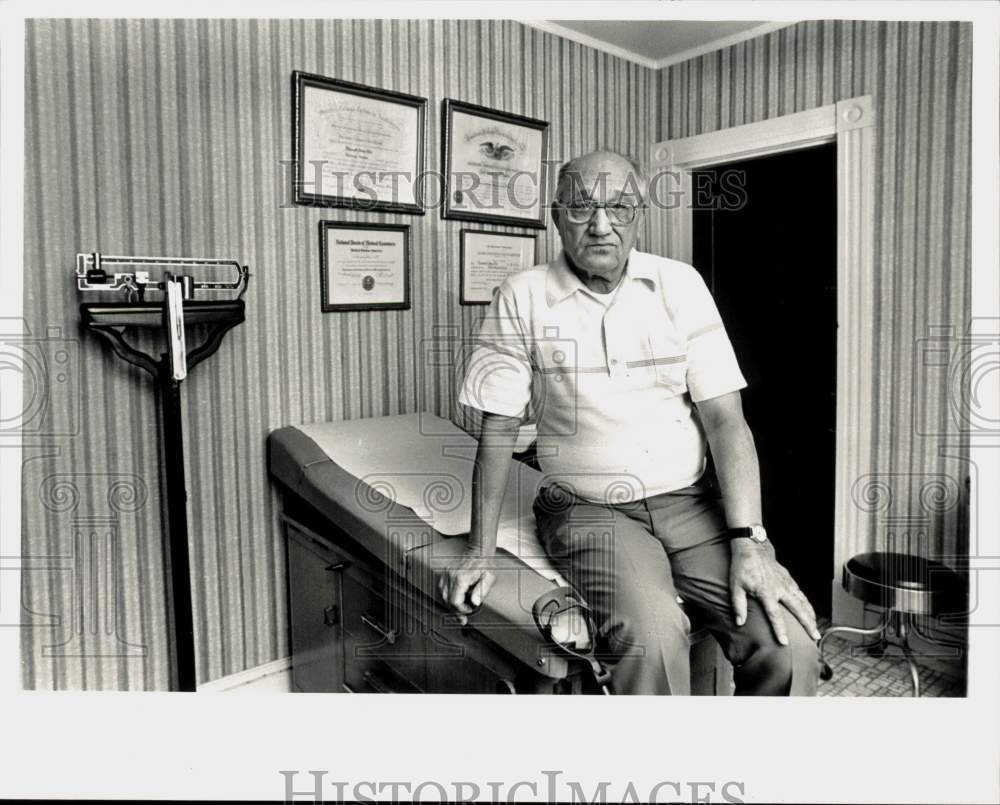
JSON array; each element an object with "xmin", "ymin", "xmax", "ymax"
[
  {"xmin": 459, "ymin": 229, "xmax": 537, "ymax": 305},
  {"xmin": 292, "ymin": 71, "xmax": 427, "ymax": 214},
  {"xmin": 318, "ymin": 221, "xmax": 411, "ymax": 312},
  {"xmin": 442, "ymin": 99, "xmax": 549, "ymax": 228}
]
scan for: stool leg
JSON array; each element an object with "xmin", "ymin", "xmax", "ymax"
[
  {"xmin": 900, "ymin": 638, "xmax": 921, "ymax": 697},
  {"xmin": 818, "ymin": 620, "xmax": 888, "ymax": 681},
  {"xmin": 899, "ymin": 615, "xmax": 922, "ymax": 697}
]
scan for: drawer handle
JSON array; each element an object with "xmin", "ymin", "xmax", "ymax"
[
  {"xmin": 363, "ymin": 669, "xmax": 394, "ymax": 693},
  {"xmin": 325, "ymin": 561, "xmax": 350, "ymax": 573},
  {"xmin": 360, "ymin": 613, "xmax": 397, "ymax": 644},
  {"xmin": 323, "ymin": 605, "xmax": 338, "ymax": 627}
]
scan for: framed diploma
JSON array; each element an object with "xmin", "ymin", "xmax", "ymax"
[
  {"xmin": 319, "ymin": 222, "xmax": 410, "ymax": 312},
  {"xmin": 442, "ymin": 99, "xmax": 549, "ymax": 228},
  {"xmin": 292, "ymin": 71, "xmax": 426, "ymax": 214},
  {"xmin": 460, "ymin": 230, "xmax": 537, "ymax": 305}
]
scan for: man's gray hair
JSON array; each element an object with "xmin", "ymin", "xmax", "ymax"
[{"xmin": 555, "ymin": 150, "xmax": 648, "ymax": 203}]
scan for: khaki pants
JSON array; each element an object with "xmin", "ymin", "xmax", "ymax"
[{"xmin": 533, "ymin": 481, "xmax": 819, "ymax": 695}]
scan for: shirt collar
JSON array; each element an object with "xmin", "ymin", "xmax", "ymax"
[{"xmin": 545, "ymin": 249, "xmax": 657, "ymax": 307}]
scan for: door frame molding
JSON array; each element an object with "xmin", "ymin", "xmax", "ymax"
[{"xmin": 651, "ymin": 96, "xmax": 876, "ymax": 615}]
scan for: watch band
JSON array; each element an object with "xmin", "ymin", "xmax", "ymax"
[{"xmin": 727, "ymin": 525, "xmax": 767, "ymax": 543}]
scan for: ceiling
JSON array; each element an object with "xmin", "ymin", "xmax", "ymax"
[{"xmin": 537, "ymin": 20, "xmax": 787, "ymax": 67}]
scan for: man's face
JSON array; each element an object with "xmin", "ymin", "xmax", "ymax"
[{"xmin": 552, "ymin": 153, "xmax": 646, "ymax": 279}]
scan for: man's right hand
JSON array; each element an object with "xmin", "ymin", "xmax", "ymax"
[
  {"xmin": 441, "ymin": 410, "xmax": 518, "ymax": 623},
  {"xmin": 438, "ymin": 549, "xmax": 496, "ymax": 624}
]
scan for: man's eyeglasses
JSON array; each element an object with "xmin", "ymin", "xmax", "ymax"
[{"xmin": 559, "ymin": 202, "xmax": 646, "ymax": 226}]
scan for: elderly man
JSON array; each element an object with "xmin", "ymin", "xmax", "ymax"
[{"xmin": 445, "ymin": 150, "xmax": 820, "ymax": 695}]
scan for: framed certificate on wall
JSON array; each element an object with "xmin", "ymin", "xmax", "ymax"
[
  {"xmin": 442, "ymin": 99, "xmax": 549, "ymax": 228},
  {"xmin": 319, "ymin": 222, "xmax": 410, "ymax": 311},
  {"xmin": 293, "ymin": 71, "xmax": 426, "ymax": 214},
  {"xmin": 460, "ymin": 230, "xmax": 537, "ymax": 305}
]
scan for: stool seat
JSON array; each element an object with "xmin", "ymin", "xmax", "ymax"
[{"xmin": 843, "ymin": 551, "xmax": 965, "ymax": 615}]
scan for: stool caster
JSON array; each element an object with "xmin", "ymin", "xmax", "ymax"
[{"xmin": 819, "ymin": 661, "xmax": 833, "ymax": 682}]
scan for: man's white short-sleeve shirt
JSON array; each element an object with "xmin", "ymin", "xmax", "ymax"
[{"xmin": 458, "ymin": 249, "xmax": 747, "ymax": 503}]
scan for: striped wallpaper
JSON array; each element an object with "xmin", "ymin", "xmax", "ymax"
[
  {"xmin": 22, "ymin": 18, "xmax": 972, "ymax": 689},
  {"xmin": 659, "ymin": 21, "xmax": 972, "ymax": 576},
  {"xmin": 21, "ymin": 18, "xmax": 659, "ymax": 689}
]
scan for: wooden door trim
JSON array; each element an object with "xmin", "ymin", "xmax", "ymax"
[{"xmin": 651, "ymin": 97, "xmax": 876, "ymax": 621}]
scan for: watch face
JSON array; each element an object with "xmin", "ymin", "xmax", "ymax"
[{"xmin": 750, "ymin": 525, "xmax": 768, "ymax": 543}]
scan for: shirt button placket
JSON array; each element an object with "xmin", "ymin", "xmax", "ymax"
[
  {"xmin": 603, "ymin": 309, "xmax": 614, "ymax": 375},
  {"xmin": 604, "ymin": 308, "xmax": 624, "ymax": 377}
]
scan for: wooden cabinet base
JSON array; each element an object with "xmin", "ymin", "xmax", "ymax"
[{"xmin": 284, "ymin": 513, "xmax": 732, "ymax": 695}]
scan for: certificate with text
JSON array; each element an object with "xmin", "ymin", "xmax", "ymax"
[
  {"xmin": 460, "ymin": 230, "xmax": 537, "ymax": 304},
  {"xmin": 319, "ymin": 222, "xmax": 410, "ymax": 311},
  {"xmin": 443, "ymin": 99, "xmax": 548, "ymax": 228},
  {"xmin": 294, "ymin": 72, "xmax": 426, "ymax": 214}
]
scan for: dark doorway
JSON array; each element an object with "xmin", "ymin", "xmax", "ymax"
[{"xmin": 692, "ymin": 143, "xmax": 837, "ymax": 617}]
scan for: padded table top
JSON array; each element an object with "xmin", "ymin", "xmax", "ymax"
[{"xmin": 268, "ymin": 413, "xmax": 573, "ymax": 676}]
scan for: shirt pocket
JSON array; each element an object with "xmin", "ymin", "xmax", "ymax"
[{"xmin": 645, "ymin": 334, "xmax": 688, "ymax": 395}]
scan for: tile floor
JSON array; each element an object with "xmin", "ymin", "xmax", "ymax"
[{"xmin": 815, "ymin": 618, "xmax": 965, "ymax": 697}]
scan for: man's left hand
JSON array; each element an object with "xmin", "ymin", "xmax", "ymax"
[{"xmin": 729, "ymin": 540, "xmax": 821, "ymax": 645}]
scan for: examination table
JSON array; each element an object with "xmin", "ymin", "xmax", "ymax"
[{"xmin": 268, "ymin": 413, "xmax": 732, "ymax": 694}]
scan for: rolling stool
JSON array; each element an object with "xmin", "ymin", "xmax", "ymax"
[{"xmin": 819, "ymin": 552, "xmax": 966, "ymax": 696}]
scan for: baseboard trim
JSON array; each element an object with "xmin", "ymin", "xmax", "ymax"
[{"xmin": 198, "ymin": 656, "xmax": 292, "ymax": 693}]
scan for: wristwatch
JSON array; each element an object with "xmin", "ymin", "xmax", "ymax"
[{"xmin": 728, "ymin": 524, "xmax": 768, "ymax": 544}]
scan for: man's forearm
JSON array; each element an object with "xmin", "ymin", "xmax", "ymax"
[
  {"xmin": 703, "ymin": 416, "xmax": 763, "ymax": 528},
  {"xmin": 468, "ymin": 414, "xmax": 520, "ymax": 555}
]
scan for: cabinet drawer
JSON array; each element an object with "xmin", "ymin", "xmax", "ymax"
[
  {"xmin": 341, "ymin": 571, "xmax": 430, "ymax": 691},
  {"xmin": 342, "ymin": 635, "xmax": 422, "ymax": 693}
]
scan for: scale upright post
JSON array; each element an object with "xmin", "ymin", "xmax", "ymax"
[
  {"xmin": 76, "ymin": 253, "xmax": 250, "ymax": 691},
  {"xmin": 159, "ymin": 364, "xmax": 196, "ymax": 690}
]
